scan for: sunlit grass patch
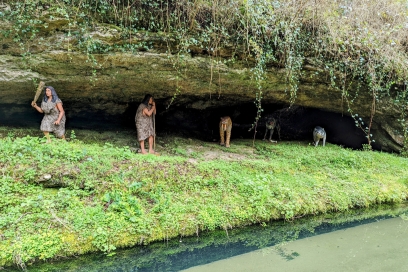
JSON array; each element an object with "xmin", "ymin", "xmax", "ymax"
[{"xmin": 0, "ymin": 127, "xmax": 407, "ymax": 268}]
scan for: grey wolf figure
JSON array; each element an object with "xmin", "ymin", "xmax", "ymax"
[{"xmin": 313, "ymin": 126, "xmax": 326, "ymax": 147}]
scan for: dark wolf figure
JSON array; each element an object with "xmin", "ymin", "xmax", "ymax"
[
  {"xmin": 263, "ymin": 116, "xmax": 281, "ymax": 143},
  {"xmin": 313, "ymin": 126, "xmax": 326, "ymax": 147}
]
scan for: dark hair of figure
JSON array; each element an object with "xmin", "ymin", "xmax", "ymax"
[
  {"xmin": 141, "ymin": 94, "xmax": 153, "ymax": 106},
  {"xmin": 43, "ymin": 86, "xmax": 59, "ymax": 103}
]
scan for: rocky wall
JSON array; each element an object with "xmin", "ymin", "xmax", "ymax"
[{"xmin": 0, "ymin": 26, "xmax": 405, "ymax": 152}]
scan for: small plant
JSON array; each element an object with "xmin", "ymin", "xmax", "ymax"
[
  {"xmin": 70, "ymin": 130, "xmax": 76, "ymax": 140},
  {"xmin": 352, "ymin": 114, "xmax": 375, "ymax": 147},
  {"xmin": 23, "ymin": 168, "xmax": 37, "ymax": 182},
  {"xmin": 7, "ymin": 131, "xmax": 15, "ymax": 139},
  {"xmin": 362, "ymin": 144, "xmax": 373, "ymax": 152},
  {"xmin": 172, "ymin": 147, "xmax": 187, "ymax": 156}
]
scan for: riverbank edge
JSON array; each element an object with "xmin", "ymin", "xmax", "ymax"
[
  {"xmin": 3, "ymin": 200, "xmax": 408, "ymax": 269},
  {"xmin": 23, "ymin": 203, "xmax": 408, "ymax": 271},
  {"xmin": 1, "ymin": 131, "xmax": 408, "ymax": 269}
]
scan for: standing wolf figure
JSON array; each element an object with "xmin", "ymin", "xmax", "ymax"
[
  {"xmin": 263, "ymin": 115, "xmax": 281, "ymax": 143},
  {"xmin": 313, "ymin": 126, "xmax": 326, "ymax": 147}
]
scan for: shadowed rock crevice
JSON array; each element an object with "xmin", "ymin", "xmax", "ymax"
[
  {"xmin": 1, "ymin": 100, "xmax": 370, "ymax": 150},
  {"xmin": 159, "ymin": 104, "xmax": 369, "ymax": 150}
]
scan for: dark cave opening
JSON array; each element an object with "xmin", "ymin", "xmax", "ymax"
[
  {"xmin": 0, "ymin": 101, "xmax": 368, "ymax": 149},
  {"xmin": 154, "ymin": 103, "xmax": 368, "ymax": 149}
]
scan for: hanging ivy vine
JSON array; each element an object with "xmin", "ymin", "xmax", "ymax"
[{"xmin": 2, "ymin": 0, "xmax": 408, "ymax": 151}]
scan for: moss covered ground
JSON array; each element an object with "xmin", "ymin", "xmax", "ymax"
[{"xmin": 1, "ymin": 126, "xmax": 407, "ymax": 269}]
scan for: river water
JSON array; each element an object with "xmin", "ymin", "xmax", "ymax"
[
  {"xmin": 6, "ymin": 204, "xmax": 408, "ymax": 272},
  {"xmin": 183, "ymin": 216, "xmax": 408, "ymax": 272}
]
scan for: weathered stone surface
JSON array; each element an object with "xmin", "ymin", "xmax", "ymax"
[{"xmin": 0, "ymin": 23, "xmax": 405, "ymax": 152}]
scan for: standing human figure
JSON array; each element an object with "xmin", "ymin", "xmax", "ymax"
[
  {"xmin": 135, "ymin": 94, "xmax": 156, "ymax": 154},
  {"xmin": 31, "ymin": 86, "xmax": 66, "ymax": 143}
]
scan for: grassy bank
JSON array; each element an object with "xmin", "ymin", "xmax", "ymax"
[
  {"xmin": 24, "ymin": 204, "xmax": 408, "ymax": 271},
  {"xmin": 1, "ymin": 127, "xmax": 408, "ymax": 269}
]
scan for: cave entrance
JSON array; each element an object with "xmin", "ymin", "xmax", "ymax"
[{"xmin": 0, "ymin": 102, "xmax": 368, "ymax": 149}]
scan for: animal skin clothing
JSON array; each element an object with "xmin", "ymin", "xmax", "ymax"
[
  {"xmin": 40, "ymin": 98, "xmax": 66, "ymax": 138},
  {"xmin": 135, "ymin": 103, "xmax": 154, "ymax": 141}
]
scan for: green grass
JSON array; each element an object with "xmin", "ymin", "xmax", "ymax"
[{"xmin": 0, "ymin": 126, "xmax": 407, "ymax": 268}]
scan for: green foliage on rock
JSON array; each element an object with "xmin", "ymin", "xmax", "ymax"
[{"xmin": 1, "ymin": 0, "xmax": 408, "ymax": 149}]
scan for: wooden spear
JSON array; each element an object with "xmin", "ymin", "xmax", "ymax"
[{"xmin": 153, "ymin": 112, "xmax": 156, "ymax": 151}]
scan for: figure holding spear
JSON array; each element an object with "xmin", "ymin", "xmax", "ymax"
[{"xmin": 135, "ymin": 94, "xmax": 157, "ymax": 154}]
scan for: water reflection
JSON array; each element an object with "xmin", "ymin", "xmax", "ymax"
[
  {"xmin": 7, "ymin": 204, "xmax": 408, "ymax": 272},
  {"xmin": 183, "ymin": 217, "xmax": 408, "ymax": 272}
]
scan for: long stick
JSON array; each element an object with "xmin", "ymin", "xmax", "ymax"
[
  {"xmin": 33, "ymin": 81, "xmax": 45, "ymax": 103},
  {"xmin": 153, "ymin": 113, "xmax": 156, "ymax": 151}
]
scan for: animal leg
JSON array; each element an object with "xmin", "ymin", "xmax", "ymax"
[
  {"xmin": 268, "ymin": 128, "xmax": 277, "ymax": 143},
  {"xmin": 226, "ymin": 130, "xmax": 231, "ymax": 147},
  {"xmin": 220, "ymin": 130, "xmax": 225, "ymax": 146},
  {"xmin": 263, "ymin": 129, "xmax": 268, "ymax": 141},
  {"xmin": 268, "ymin": 128, "xmax": 274, "ymax": 142}
]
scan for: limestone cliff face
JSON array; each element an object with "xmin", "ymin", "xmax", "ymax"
[{"xmin": 0, "ymin": 20, "xmax": 405, "ymax": 152}]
